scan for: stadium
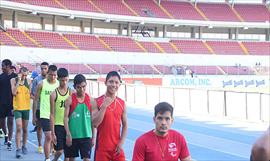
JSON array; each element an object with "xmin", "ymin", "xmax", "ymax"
[{"xmin": 0, "ymin": 0, "xmax": 269, "ymax": 160}]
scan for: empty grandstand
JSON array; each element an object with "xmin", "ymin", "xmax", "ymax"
[{"xmin": 0, "ymin": 0, "xmax": 269, "ymax": 91}]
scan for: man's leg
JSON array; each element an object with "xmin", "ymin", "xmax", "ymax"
[
  {"xmin": 22, "ymin": 110, "xmax": 29, "ymax": 154},
  {"xmin": 36, "ymin": 110, "xmax": 43, "ymax": 153},
  {"xmin": 0, "ymin": 117, "xmax": 7, "ymax": 144},
  {"xmin": 53, "ymin": 150, "xmax": 63, "ymax": 161},
  {"xmin": 44, "ymin": 131, "xmax": 52, "ymax": 159},
  {"xmin": 7, "ymin": 108, "xmax": 14, "ymax": 142},
  {"xmin": 40, "ymin": 118, "xmax": 52, "ymax": 160},
  {"xmin": 15, "ymin": 117, "xmax": 22, "ymax": 158},
  {"xmin": 15, "ymin": 118, "xmax": 22, "ymax": 149},
  {"xmin": 53, "ymin": 126, "xmax": 66, "ymax": 161},
  {"xmin": 80, "ymin": 138, "xmax": 91, "ymax": 161},
  {"xmin": 64, "ymin": 139, "xmax": 78, "ymax": 161},
  {"xmin": 37, "ymin": 126, "xmax": 43, "ymax": 152},
  {"xmin": 0, "ymin": 107, "xmax": 8, "ymax": 144}
]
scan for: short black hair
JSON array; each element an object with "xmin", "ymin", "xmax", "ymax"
[
  {"xmin": 57, "ymin": 68, "xmax": 69, "ymax": 78},
  {"xmin": 41, "ymin": 62, "xmax": 49, "ymax": 66},
  {"xmin": 19, "ymin": 67, "xmax": 28, "ymax": 73},
  {"xmin": 105, "ymin": 71, "xmax": 121, "ymax": 83},
  {"xmin": 73, "ymin": 74, "xmax": 86, "ymax": 86},
  {"xmin": 154, "ymin": 102, "xmax": 174, "ymax": 117},
  {"xmin": 11, "ymin": 65, "xmax": 16, "ymax": 70},
  {"xmin": 48, "ymin": 65, "xmax": 57, "ymax": 72},
  {"xmin": 2, "ymin": 59, "xmax": 12, "ymax": 67}
]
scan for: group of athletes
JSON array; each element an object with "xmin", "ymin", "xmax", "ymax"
[
  {"xmin": 0, "ymin": 59, "xmax": 192, "ymax": 161},
  {"xmin": 0, "ymin": 58, "xmax": 269, "ymax": 161}
]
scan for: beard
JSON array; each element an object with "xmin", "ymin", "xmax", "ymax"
[{"xmin": 156, "ymin": 127, "xmax": 168, "ymax": 136}]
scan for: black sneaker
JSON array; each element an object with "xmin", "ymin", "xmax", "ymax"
[
  {"xmin": 16, "ymin": 149, "xmax": 22, "ymax": 158},
  {"xmin": 7, "ymin": 141, "xmax": 12, "ymax": 151},
  {"xmin": 30, "ymin": 126, "xmax": 38, "ymax": 133},
  {"xmin": 4, "ymin": 136, "xmax": 8, "ymax": 145}
]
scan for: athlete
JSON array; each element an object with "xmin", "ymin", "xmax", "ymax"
[
  {"xmin": 11, "ymin": 67, "xmax": 31, "ymax": 158},
  {"xmin": 64, "ymin": 74, "xmax": 96, "ymax": 161},
  {"xmin": 31, "ymin": 61, "xmax": 49, "ymax": 153},
  {"xmin": 33, "ymin": 65, "xmax": 58, "ymax": 161},
  {"xmin": 132, "ymin": 102, "xmax": 192, "ymax": 161},
  {"xmin": 50, "ymin": 68, "xmax": 71, "ymax": 161},
  {"xmin": 92, "ymin": 71, "xmax": 128, "ymax": 161},
  {"xmin": 0, "ymin": 59, "xmax": 17, "ymax": 150},
  {"xmin": 250, "ymin": 127, "xmax": 270, "ymax": 161}
]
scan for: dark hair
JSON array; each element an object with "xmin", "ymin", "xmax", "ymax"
[
  {"xmin": 11, "ymin": 65, "xmax": 16, "ymax": 70},
  {"xmin": 19, "ymin": 67, "xmax": 28, "ymax": 73},
  {"xmin": 73, "ymin": 74, "xmax": 86, "ymax": 86},
  {"xmin": 40, "ymin": 62, "xmax": 49, "ymax": 66},
  {"xmin": 154, "ymin": 102, "xmax": 174, "ymax": 117},
  {"xmin": 105, "ymin": 71, "xmax": 121, "ymax": 83},
  {"xmin": 57, "ymin": 68, "xmax": 69, "ymax": 78},
  {"xmin": 2, "ymin": 59, "xmax": 12, "ymax": 67},
  {"xmin": 48, "ymin": 65, "xmax": 57, "ymax": 72}
]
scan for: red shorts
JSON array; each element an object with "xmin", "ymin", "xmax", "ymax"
[{"xmin": 94, "ymin": 149, "xmax": 125, "ymax": 161}]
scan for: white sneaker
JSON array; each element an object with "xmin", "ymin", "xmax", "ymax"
[
  {"xmin": 0, "ymin": 129, "xmax": 4, "ymax": 138},
  {"xmin": 45, "ymin": 159, "xmax": 51, "ymax": 161}
]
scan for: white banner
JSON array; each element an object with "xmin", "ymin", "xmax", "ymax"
[{"xmin": 163, "ymin": 75, "xmax": 269, "ymax": 93}]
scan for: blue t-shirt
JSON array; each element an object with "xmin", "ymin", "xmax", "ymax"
[{"xmin": 31, "ymin": 75, "xmax": 45, "ymax": 110}]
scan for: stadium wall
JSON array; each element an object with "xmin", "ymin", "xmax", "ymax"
[{"xmin": 0, "ymin": 46, "xmax": 269, "ymax": 67}]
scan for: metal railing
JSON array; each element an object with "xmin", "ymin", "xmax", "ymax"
[{"xmin": 88, "ymin": 80, "xmax": 270, "ymax": 123}]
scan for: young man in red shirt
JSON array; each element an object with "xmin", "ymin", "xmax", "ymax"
[
  {"xmin": 250, "ymin": 127, "xmax": 270, "ymax": 161},
  {"xmin": 92, "ymin": 71, "xmax": 128, "ymax": 161},
  {"xmin": 132, "ymin": 102, "xmax": 192, "ymax": 161}
]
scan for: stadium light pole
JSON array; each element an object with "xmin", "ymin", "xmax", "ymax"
[
  {"xmin": 157, "ymin": 0, "xmax": 161, "ymax": 6},
  {"xmin": 0, "ymin": 24, "xmax": 6, "ymax": 32}
]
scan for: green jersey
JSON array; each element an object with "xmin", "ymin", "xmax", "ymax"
[{"xmin": 68, "ymin": 93, "xmax": 92, "ymax": 139}]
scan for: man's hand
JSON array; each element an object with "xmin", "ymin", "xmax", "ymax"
[
  {"xmin": 101, "ymin": 96, "xmax": 114, "ymax": 109},
  {"xmin": 114, "ymin": 142, "xmax": 122, "ymax": 156},
  {"xmin": 32, "ymin": 115, "xmax": 36, "ymax": 126},
  {"xmin": 91, "ymin": 138, "xmax": 95, "ymax": 147},
  {"xmin": 52, "ymin": 133, "xmax": 57, "ymax": 145},
  {"xmin": 66, "ymin": 133, "xmax": 72, "ymax": 147}
]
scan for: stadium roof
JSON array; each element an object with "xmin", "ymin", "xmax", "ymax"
[{"xmin": 159, "ymin": 0, "xmax": 268, "ymax": 4}]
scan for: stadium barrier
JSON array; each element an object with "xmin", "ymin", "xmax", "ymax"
[{"xmin": 88, "ymin": 80, "xmax": 269, "ymax": 123}]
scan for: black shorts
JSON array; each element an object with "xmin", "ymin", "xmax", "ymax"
[
  {"xmin": 0, "ymin": 104, "xmax": 14, "ymax": 118},
  {"xmin": 54, "ymin": 125, "xmax": 66, "ymax": 151},
  {"xmin": 64, "ymin": 138, "xmax": 91, "ymax": 159},
  {"xmin": 35, "ymin": 110, "xmax": 42, "ymax": 127},
  {"xmin": 40, "ymin": 118, "xmax": 51, "ymax": 132}
]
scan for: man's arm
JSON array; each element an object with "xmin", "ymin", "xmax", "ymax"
[
  {"xmin": 27, "ymin": 78, "xmax": 32, "ymax": 95},
  {"xmin": 91, "ymin": 97, "xmax": 113, "ymax": 128},
  {"xmin": 132, "ymin": 137, "xmax": 145, "ymax": 161},
  {"xmin": 182, "ymin": 156, "xmax": 192, "ymax": 161},
  {"xmin": 180, "ymin": 135, "xmax": 192, "ymax": 161},
  {"xmin": 115, "ymin": 104, "xmax": 128, "ymax": 154},
  {"xmin": 31, "ymin": 78, "xmax": 37, "ymax": 99},
  {"xmin": 10, "ymin": 78, "xmax": 18, "ymax": 96},
  {"xmin": 90, "ymin": 97, "xmax": 97, "ymax": 146},
  {"xmin": 50, "ymin": 91, "xmax": 56, "ymax": 145},
  {"xmin": 32, "ymin": 82, "xmax": 42, "ymax": 125},
  {"xmin": 64, "ymin": 96, "xmax": 72, "ymax": 147},
  {"xmin": 251, "ymin": 128, "xmax": 270, "ymax": 161}
]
